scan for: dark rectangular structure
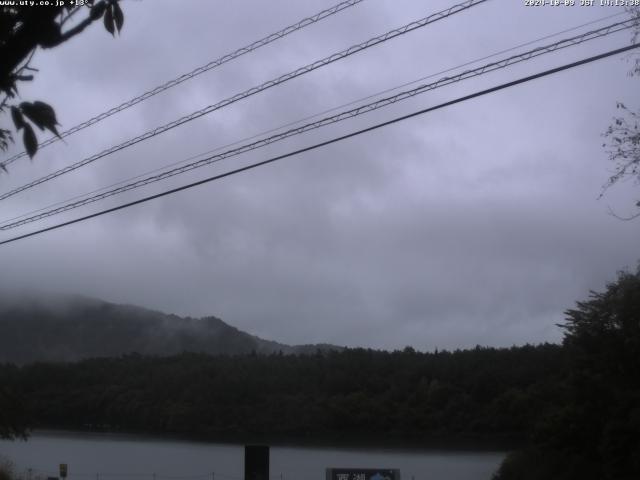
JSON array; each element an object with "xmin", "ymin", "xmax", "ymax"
[{"xmin": 245, "ymin": 445, "xmax": 269, "ymax": 480}]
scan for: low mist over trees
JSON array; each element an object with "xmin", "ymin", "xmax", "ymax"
[{"xmin": 0, "ymin": 295, "xmax": 339, "ymax": 364}]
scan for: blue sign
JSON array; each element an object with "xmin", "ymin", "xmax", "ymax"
[{"xmin": 326, "ymin": 468, "xmax": 400, "ymax": 480}]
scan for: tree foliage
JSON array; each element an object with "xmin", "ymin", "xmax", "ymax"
[
  {"xmin": 0, "ymin": 365, "xmax": 30, "ymax": 440},
  {"xmin": 495, "ymin": 266, "xmax": 640, "ymax": 480},
  {"xmin": 0, "ymin": 344, "xmax": 567, "ymax": 447},
  {"xmin": 601, "ymin": 7, "xmax": 640, "ymax": 219},
  {"xmin": 0, "ymin": 0, "xmax": 124, "ymax": 163}
]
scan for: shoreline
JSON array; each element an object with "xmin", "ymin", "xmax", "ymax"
[{"xmin": 21, "ymin": 427, "xmax": 515, "ymax": 453}]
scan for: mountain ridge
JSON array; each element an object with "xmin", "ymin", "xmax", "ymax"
[{"xmin": 0, "ymin": 293, "xmax": 342, "ymax": 364}]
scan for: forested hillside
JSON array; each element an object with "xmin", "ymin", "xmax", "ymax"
[{"xmin": 0, "ymin": 294, "xmax": 339, "ymax": 363}]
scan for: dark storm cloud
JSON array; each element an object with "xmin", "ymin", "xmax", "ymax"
[{"xmin": 1, "ymin": 0, "xmax": 639, "ymax": 350}]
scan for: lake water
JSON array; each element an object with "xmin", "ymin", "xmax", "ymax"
[{"xmin": 0, "ymin": 431, "xmax": 505, "ymax": 480}]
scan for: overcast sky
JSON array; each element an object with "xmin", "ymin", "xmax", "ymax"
[{"xmin": 0, "ymin": 0, "xmax": 638, "ymax": 350}]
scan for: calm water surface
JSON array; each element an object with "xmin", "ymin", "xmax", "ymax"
[{"xmin": 0, "ymin": 431, "xmax": 505, "ymax": 480}]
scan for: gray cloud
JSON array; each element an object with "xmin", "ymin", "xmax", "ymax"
[{"xmin": 1, "ymin": 0, "xmax": 638, "ymax": 351}]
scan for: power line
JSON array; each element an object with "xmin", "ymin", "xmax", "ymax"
[
  {"xmin": 1, "ymin": 11, "xmax": 626, "ymax": 227},
  {"xmin": 1, "ymin": 42, "xmax": 637, "ymax": 247},
  {"xmin": 0, "ymin": 0, "xmax": 365, "ymax": 170},
  {"xmin": 0, "ymin": 0, "xmax": 488, "ymax": 202},
  {"xmin": 2, "ymin": 18, "xmax": 631, "ymax": 229},
  {"xmin": 1, "ymin": 18, "xmax": 634, "ymax": 231}
]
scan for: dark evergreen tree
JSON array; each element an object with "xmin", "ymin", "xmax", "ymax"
[{"xmin": 494, "ymin": 266, "xmax": 640, "ymax": 480}]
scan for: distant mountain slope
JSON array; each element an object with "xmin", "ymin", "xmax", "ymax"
[{"xmin": 0, "ymin": 294, "xmax": 341, "ymax": 364}]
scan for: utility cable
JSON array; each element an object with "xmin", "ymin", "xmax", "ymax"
[
  {"xmin": 0, "ymin": 0, "xmax": 365, "ymax": 170},
  {"xmin": 0, "ymin": 18, "xmax": 634, "ymax": 231},
  {"xmin": 0, "ymin": 0, "xmax": 488, "ymax": 202},
  {"xmin": 1, "ymin": 42, "xmax": 637, "ymax": 247},
  {"xmin": 0, "ymin": 11, "xmax": 626, "ymax": 227}
]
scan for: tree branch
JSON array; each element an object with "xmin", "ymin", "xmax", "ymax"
[
  {"xmin": 606, "ymin": 205, "xmax": 640, "ymax": 221},
  {"xmin": 59, "ymin": 5, "xmax": 84, "ymax": 28},
  {"xmin": 54, "ymin": 2, "xmax": 107, "ymax": 47}
]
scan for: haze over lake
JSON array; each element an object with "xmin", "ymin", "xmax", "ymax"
[{"xmin": 0, "ymin": 431, "xmax": 505, "ymax": 480}]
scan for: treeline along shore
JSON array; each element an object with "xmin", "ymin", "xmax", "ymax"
[{"xmin": 1, "ymin": 344, "xmax": 566, "ymax": 447}]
